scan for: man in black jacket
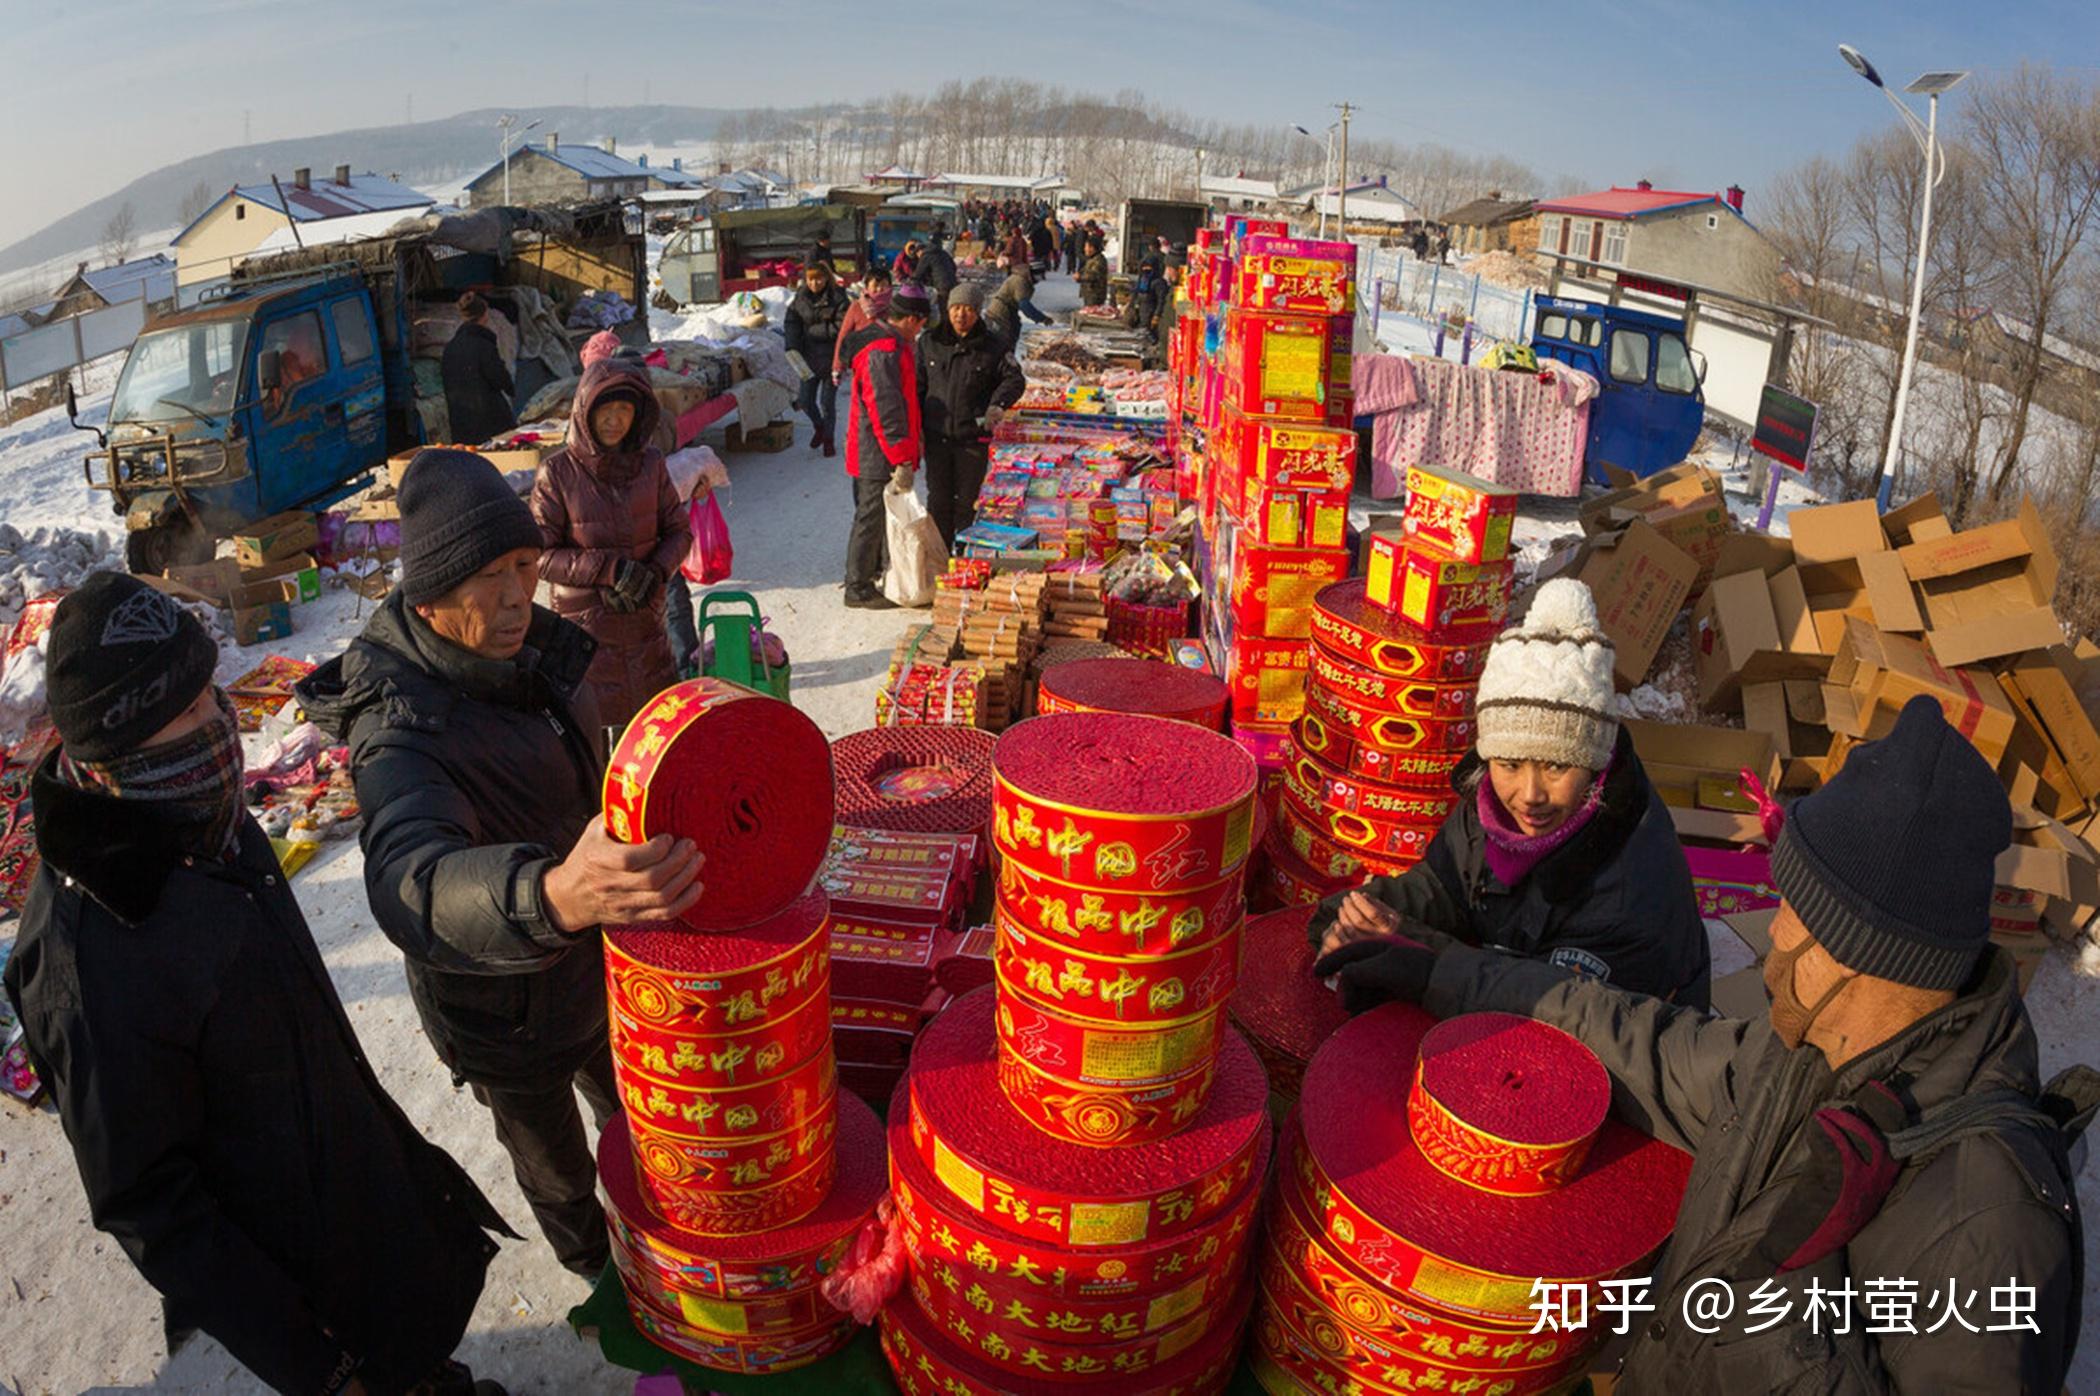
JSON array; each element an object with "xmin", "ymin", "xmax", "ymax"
[
  {"xmin": 917, "ymin": 281, "xmax": 1024, "ymax": 548},
  {"xmin": 7, "ymin": 572, "xmax": 510, "ymax": 1395},
  {"xmin": 913, "ymin": 231, "xmax": 958, "ymax": 323},
  {"xmin": 298, "ymin": 450, "xmax": 704, "ymax": 1279},
  {"xmin": 439, "ymin": 291, "xmax": 516, "ymax": 447},
  {"xmin": 784, "ymin": 262, "xmax": 850, "ymax": 455}
]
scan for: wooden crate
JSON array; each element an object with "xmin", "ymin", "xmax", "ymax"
[{"xmin": 725, "ymin": 420, "xmax": 796, "ymax": 453}]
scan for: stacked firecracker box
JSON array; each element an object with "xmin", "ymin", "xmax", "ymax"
[
  {"xmin": 1179, "ymin": 217, "xmax": 1361, "ymax": 804},
  {"xmin": 1263, "ymin": 464, "xmax": 1519, "ymax": 907}
]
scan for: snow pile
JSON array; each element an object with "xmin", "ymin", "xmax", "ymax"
[
  {"xmin": 1466, "ymin": 251, "xmax": 1548, "ymax": 291},
  {"xmin": 0, "ymin": 523, "xmax": 122, "ymax": 629}
]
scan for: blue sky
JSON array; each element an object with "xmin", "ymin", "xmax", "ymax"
[{"xmin": 7, "ymin": 0, "xmax": 2091, "ymax": 246}]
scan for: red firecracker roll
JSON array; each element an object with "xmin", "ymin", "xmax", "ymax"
[
  {"xmin": 1286, "ymin": 743, "xmax": 1463, "ymax": 826},
  {"xmin": 603, "ymin": 678, "xmax": 835, "ymax": 931},
  {"xmin": 996, "ymin": 1001, "xmax": 1225, "ymax": 1149},
  {"xmin": 1308, "ymin": 647, "xmax": 1478, "ymax": 722},
  {"xmin": 997, "ymin": 858, "xmax": 1244, "ymax": 957},
  {"xmin": 994, "ymin": 907, "xmax": 1243, "ymax": 1027},
  {"xmin": 1278, "ymin": 766, "xmax": 1445, "ymax": 869},
  {"xmin": 993, "ymin": 713, "xmax": 1257, "ymax": 893},
  {"xmin": 612, "ymin": 1043, "xmax": 836, "ymax": 1146},
  {"xmin": 629, "ymin": 1299, "xmax": 858, "ymax": 1376},
  {"xmin": 599, "ymin": 1099, "xmax": 884, "ymax": 1309},
  {"xmin": 904, "ymin": 989, "xmax": 1268, "ymax": 1249},
  {"xmin": 995, "ymin": 970, "xmax": 1233, "ymax": 1089},
  {"xmin": 1295, "ymin": 1005, "xmax": 1692, "ymax": 1324},
  {"xmin": 1309, "ymin": 579, "xmax": 1493, "ymax": 681},
  {"xmin": 1408, "ymin": 1015, "xmax": 1610, "ymax": 1196},
  {"xmin": 904, "ymin": 1262, "xmax": 1228, "ymax": 1383},
  {"xmin": 1258, "ymin": 833, "xmax": 1360, "ymax": 910},
  {"xmin": 1037, "ymin": 658, "xmax": 1230, "ymax": 730},
  {"xmin": 1273, "ymin": 786, "xmax": 1417, "ymax": 882},
  {"xmin": 888, "ymin": 1099, "xmax": 1268, "ymax": 1305},
  {"xmin": 1301, "ymin": 680, "xmax": 1478, "ymax": 757},
  {"xmin": 605, "ymin": 892, "xmax": 831, "ymax": 1091},
  {"xmin": 1227, "ymin": 907, "xmax": 1349, "ymax": 1101},
  {"xmin": 1291, "ymin": 714, "xmax": 1465, "ymax": 790},
  {"xmin": 627, "ymin": 1104, "xmax": 838, "ymax": 1236},
  {"xmin": 881, "ymin": 1281, "xmax": 1251, "ymax": 1396},
  {"xmin": 1253, "ymin": 1273, "xmax": 1574, "ymax": 1396},
  {"xmin": 832, "ymin": 726, "xmax": 997, "ymax": 836}
]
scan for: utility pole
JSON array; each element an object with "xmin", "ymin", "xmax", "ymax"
[
  {"xmin": 1333, "ymin": 102, "xmax": 1353, "ymax": 239},
  {"xmin": 1195, "ymin": 147, "xmax": 1206, "ymax": 203}
]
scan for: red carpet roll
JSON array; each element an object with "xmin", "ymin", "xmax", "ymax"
[
  {"xmin": 1227, "ymin": 907, "xmax": 1349, "ymax": 1102},
  {"xmin": 831, "ymin": 726, "xmax": 999, "ymax": 836},
  {"xmin": 1309, "ymin": 579, "xmax": 1493, "ymax": 682},
  {"xmin": 993, "ymin": 713, "xmax": 1257, "ymax": 893},
  {"xmin": 904, "ymin": 989, "xmax": 1268, "ymax": 1250},
  {"xmin": 603, "ymin": 677, "xmax": 835, "ymax": 931},
  {"xmin": 1037, "ymin": 657, "xmax": 1230, "ymax": 730}
]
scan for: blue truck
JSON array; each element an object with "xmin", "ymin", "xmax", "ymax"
[
  {"xmin": 1527, "ymin": 295, "xmax": 1707, "ymax": 483},
  {"xmin": 71, "ymin": 202, "xmax": 644, "ymax": 572}
]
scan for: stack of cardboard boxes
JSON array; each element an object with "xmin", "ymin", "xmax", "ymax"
[{"xmin": 149, "ymin": 508, "xmax": 323, "ymax": 644}]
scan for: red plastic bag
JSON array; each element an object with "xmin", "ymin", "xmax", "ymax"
[{"xmin": 683, "ymin": 494, "xmax": 733, "ymax": 584}]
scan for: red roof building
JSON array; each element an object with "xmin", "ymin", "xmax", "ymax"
[{"xmin": 1532, "ymin": 180, "xmax": 1772, "ymax": 304}]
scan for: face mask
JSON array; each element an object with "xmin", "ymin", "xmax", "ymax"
[{"xmin": 1764, "ymin": 935, "xmax": 1853, "ymax": 1050}]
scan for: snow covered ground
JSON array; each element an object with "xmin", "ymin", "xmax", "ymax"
[{"xmin": 4, "ymin": 270, "xmax": 2100, "ymax": 1394}]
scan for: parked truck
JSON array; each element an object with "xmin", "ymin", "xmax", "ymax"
[
  {"xmin": 1116, "ymin": 198, "xmax": 1209, "ymax": 270},
  {"xmin": 1528, "ymin": 295, "xmax": 1706, "ymax": 481},
  {"xmin": 658, "ymin": 204, "xmax": 867, "ymax": 304},
  {"xmin": 70, "ymin": 201, "xmax": 644, "ymax": 572}
]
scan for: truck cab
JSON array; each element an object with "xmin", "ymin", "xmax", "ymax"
[
  {"xmin": 92, "ymin": 275, "xmax": 386, "ymax": 571},
  {"xmin": 660, "ymin": 205, "xmax": 866, "ymax": 305},
  {"xmin": 1530, "ymin": 295, "xmax": 1705, "ymax": 483}
]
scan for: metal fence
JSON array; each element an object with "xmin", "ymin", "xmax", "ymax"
[
  {"xmin": 1355, "ymin": 245, "xmax": 1536, "ymax": 346},
  {"xmin": 0, "ymin": 295, "xmax": 153, "ymax": 393}
]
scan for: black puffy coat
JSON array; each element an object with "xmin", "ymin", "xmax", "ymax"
[
  {"xmin": 917, "ymin": 319, "xmax": 1025, "ymax": 441},
  {"xmin": 297, "ymin": 592, "xmax": 610, "ymax": 1091},
  {"xmin": 1313, "ymin": 727, "xmax": 1711, "ymax": 1008},
  {"xmin": 5, "ymin": 766, "xmax": 507, "ymax": 1395},
  {"xmin": 784, "ymin": 282, "xmax": 851, "ymax": 373},
  {"xmin": 914, "ymin": 245, "xmax": 958, "ymax": 296},
  {"xmin": 439, "ymin": 320, "xmax": 516, "ymax": 446}
]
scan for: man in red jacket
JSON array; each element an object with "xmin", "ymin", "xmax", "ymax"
[{"xmin": 838, "ymin": 282, "xmax": 931, "ymax": 609}]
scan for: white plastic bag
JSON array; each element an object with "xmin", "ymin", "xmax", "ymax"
[{"xmin": 882, "ymin": 477, "xmax": 946, "ymax": 608}]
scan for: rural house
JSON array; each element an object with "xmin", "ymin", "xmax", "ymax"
[
  {"xmin": 464, "ymin": 134, "xmax": 655, "ymax": 208},
  {"xmin": 1532, "ymin": 182, "xmax": 1778, "ymax": 303},
  {"xmin": 170, "ymin": 168, "xmax": 433, "ymax": 287},
  {"xmin": 42, "ymin": 254, "xmax": 178, "ymax": 320},
  {"xmin": 1438, "ymin": 194, "xmax": 1538, "ymax": 256}
]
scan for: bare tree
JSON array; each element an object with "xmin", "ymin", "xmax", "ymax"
[
  {"xmin": 99, "ymin": 202, "xmax": 138, "ymax": 266},
  {"xmin": 177, "ymin": 180, "xmax": 216, "ymax": 227}
]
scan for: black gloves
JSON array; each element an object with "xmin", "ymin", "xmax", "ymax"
[
  {"xmin": 1312, "ymin": 935, "xmax": 1441, "ymax": 1014},
  {"xmin": 605, "ymin": 558, "xmax": 660, "ymax": 613},
  {"xmin": 1745, "ymin": 1080, "xmax": 1907, "ymax": 1276}
]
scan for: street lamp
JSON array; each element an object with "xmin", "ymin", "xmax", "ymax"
[
  {"xmin": 1838, "ymin": 44, "xmax": 1967, "ymax": 505},
  {"xmin": 1293, "ymin": 123, "xmax": 1338, "ymax": 238},
  {"xmin": 497, "ymin": 114, "xmax": 542, "ymax": 207}
]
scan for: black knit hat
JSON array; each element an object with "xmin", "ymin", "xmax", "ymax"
[
  {"xmin": 397, "ymin": 448, "xmax": 542, "ymax": 606},
  {"xmin": 46, "ymin": 571, "xmax": 219, "ymax": 761},
  {"xmin": 1771, "ymin": 695, "xmax": 2011, "ymax": 990}
]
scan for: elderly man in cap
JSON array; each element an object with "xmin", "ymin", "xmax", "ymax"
[
  {"xmin": 1317, "ymin": 697, "xmax": 2088, "ymax": 1393},
  {"xmin": 299, "ymin": 449, "xmax": 704, "ymax": 1279},
  {"xmin": 8, "ymin": 571, "xmax": 511, "ymax": 1395},
  {"xmin": 916, "ymin": 279, "xmax": 1025, "ymax": 549},
  {"xmin": 836, "ymin": 283, "xmax": 931, "ymax": 610}
]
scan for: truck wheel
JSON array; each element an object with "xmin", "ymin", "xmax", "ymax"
[{"xmin": 126, "ymin": 521, "xmax": 212, "ymax": 576}]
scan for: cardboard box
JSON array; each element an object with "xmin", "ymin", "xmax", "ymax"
[
  {"xmin": 1825, "ymin": 615, "xmax": 2017, "ymax": 766},
  {"xmin": 1363, "ymin": 536, "xmax": 1512, "ymax": 640},
  {"xmin": 2002, "ymin": 647, "xmax": 2100, "ymax": 803},
  {"xmin": 1684, "ymin": 844, "xmax": 1781, "ymax": 919},
  {"xmin": 243, "ymin": 551, "xmax": 321, "ymax": 604},
  {"xmin": 1552, "ymin": 519, "xmax": 1698, "ymax": 690},
  {"xmin": 1691, "ymin": 568, "xmax": 1815, "ymax": 710},
  {"xmin": 1580, "ymin": 462, "xmax": 1733, "ymax": 587},
  {"xmin": 1402, "ymin": 463, "xmax": 1518, "ymax": 565},
  {"xmin": 1880, "ymin": 491, "xmax": 1952, "ymax": 546},
  {"xmin": 1625, "ymin": 718, "xmax": 1781, "ymax": 845},
  {"xmin": 233, "ymin": 510, "xmax": 319, "ymax": 568},
  {"xmin": 1742, "ymin": 680, "xmax": 1833, "ymax": 762},
  {"xmin": 1218, "ymin": 308, "xmax": 1353, "ymax": 425},
  {"xmin": 1898, "ymin": 499, "xmax": 2063, "ymax": 667},
  {"xmin": 222, "ymin": 599, "xmax": 294, "ymax": 645}
]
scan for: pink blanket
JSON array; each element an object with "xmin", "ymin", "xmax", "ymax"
[{"xmin": 1352, "ymin": 354, "xmax": 1595, "ymax": 498}]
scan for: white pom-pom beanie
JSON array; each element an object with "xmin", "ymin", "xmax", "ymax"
[{"xmin": 1474, "ymin": 578, "xmax": 1618, "ymax": 771}]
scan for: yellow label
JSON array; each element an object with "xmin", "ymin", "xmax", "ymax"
[
  {"xmin": 1267, "ymin": 494, "xmax": 1302, "ymax": 546},
  {"xmin": 932, "ymin": 1136, "xmax": 985, "ymax": 1211},
  {"xmin": 1260, "ymin": 328, "xmax": 1325, "ymax": 402},
  {"xmin": 1068, "ymin": 1200, "xmax": 1149, "ymax": 1246},
  {"xmin": 1313, "ymin": 504, "xmax": 1346, "ymax": 549},
  {"xmin": 1409, "ymin": 1254, "xmax": 1539, "ymax": 1316},
  {"xmin": 1258, "ymin": 669, "xmax": 1308, "ymax": 704},
  {"xmin": 1401, "ymin": 567, "xmax": 1433, "ymax": 626},
  {"xmin": 1156, "ymin": 1308, "xmax": 1205, "ymax": 1360},
  {"xmin": 1145, "ymin": 1275, "xmax": 1208, "ymax": 1332},
  {"xmin": 1223, "ymin": 802, "xmax": 1255, "ymax": 870},
  {"xmin": 1081, "ymin": 1028, "xmax": 1165, "ymax": 1081},
  {"xmin": 1365, "ymin": 547, "xmax": 1396, "ymax": 608},
  {"xmin": 1484, "ymin": 514, "xmax": 1514, "ymax": 557},
  {"xmin": 679, "ymin": 1291, "xmax": 749, "ymax": 1335}
]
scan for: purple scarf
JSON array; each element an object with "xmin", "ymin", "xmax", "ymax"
[{"xmin": 1477, "ymin": 759, "xmax": 1610, "ymax": 888}]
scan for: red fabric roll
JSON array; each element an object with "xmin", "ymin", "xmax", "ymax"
[
  {"xmin": 1227, "ymin": 907, "xmax": 1350, "ymax": 1101},
  {"xmin": 1037, "ymin": 658, "xmax": 1230, "ymax": 730},
  {"xmin": 904, "ymin": 988, "xmax": 1269, "ymax": 1251},
  {"xmin": 832, "ymin": 726, "xmax": 998, "ymax": 835},
  {"xmin": 604, "ymin": 678, "xmax": 836, "ymax": 932}
]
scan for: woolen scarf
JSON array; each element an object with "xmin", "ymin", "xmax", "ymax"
[
  {"xmin": 1476, "ymin": 757, "xmax": 1611, "ymax": 888},
  {"xmin": 59, "ymin": 688, "xmax": 246, "ymax": 860}
]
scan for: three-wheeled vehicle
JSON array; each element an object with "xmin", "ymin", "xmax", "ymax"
[{"xmin": 1529, "ymin": 295, "xmax": 1706, "ymax": 482}]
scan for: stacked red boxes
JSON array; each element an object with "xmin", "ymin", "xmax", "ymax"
[
  {"xmin": 878, "ymin": 712, "xmax": 1270, "ymax": 1389},
  {"xmin": 1362, "ymin": 463, "xmax": 1519, "ymax": 635},
  {"xmin": 1253, "ymin": 1007, "xmax": 1694, "ymax": 1396}
]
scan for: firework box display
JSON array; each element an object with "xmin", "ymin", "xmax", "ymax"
[
  {"xmin": 1221, "ymin": 532, "xmax": 1352, "ymax": 642},
  {"xmin": 1228, "ymin": 907, "xmax": 1350, "ymax": 1105},
  {"xmin": 1401, "ymin": 462, "xmax": 1519, "ymax": 565},
  {"xmin": 905, "ymin": 989, "xmax": 1269, "ymax": 1245},
  {"xmin": 1233, "ymin": 236, "xmax": 1358, "ymax": 316},
  {"xmin": 1037, "ymin": 657, "xmax": 1229, "ymax": 730},
  {"xmin": 1219, "ymin": 309, "xmax": 1353, "ymax": 426},
  {"xmin": 603, "ymin": 677, "xmax": 836, "ymax": 932},
  {"xmin": 1212, "ymin": 402, "xmax": 1356, "ymax": 497},
  {"xmin": 1361, "ymin": 535, "xmax": 1513, "ymax": 640},
  {"xmin": 1258, "ymin": 831, "xmax": 1359, "ymax": 911},
  {"xmin": 992, "ymin": 712, "xmax": 1257, "ymax": 895}
]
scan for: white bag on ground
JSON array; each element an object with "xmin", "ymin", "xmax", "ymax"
[{"xmin": 882, "ymin": 476, "xmax": 946, "ymax": 607}]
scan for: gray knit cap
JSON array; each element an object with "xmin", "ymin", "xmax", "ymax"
[{"xmin": 949, "ymin": 281, "xmax": 987, "ymax": 312}]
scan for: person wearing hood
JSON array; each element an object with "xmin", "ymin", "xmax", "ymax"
[
  {"xmin": 1316, "ymin": 696, "xmax": 2086, "ymax": 1394},
  {"xmin": 1309, "ymin": 578, "xmax": 1709, "ymax": 1007},
  {"xmin": 912, "ymin": 232, "xmax": 958, "ymax": 322},
  {"xmin": 9, "ymin": 572, "xmax": 511, "ymax": 1395},
  {"xmin": 783, "ymin": 261, "xmax": 849, "ymax": 456},
  {"xmin": 834, "ymin": 265, "xmax": 893, "ymax": 387},
  {"xmin": 529, "ymin": 360, "xmax": 687, "ymax": 733},
  {"xmin": 917, "ymin": 281, "xmax": 1025, "ymax": 549},
  {"xmin": 298, "ymin": 450, "xmax": 704, "ymax": 1282},
  {"xmin": 440, "ymin": 290, "xmax": 516, "ymax": 447}
]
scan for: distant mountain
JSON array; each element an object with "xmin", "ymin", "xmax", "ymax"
[{"xmin": 0, "ymin": 105, "xmax": 737, "ymax": 277}]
